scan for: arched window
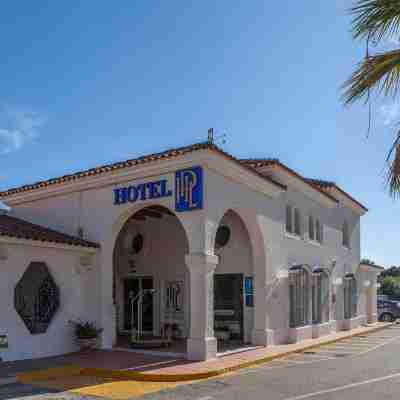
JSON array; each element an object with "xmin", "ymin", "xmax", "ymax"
[
  {"xmin": 342, "ymin": 221, "xmax": 350, "ymax": 248},
  {"xmin": 344, "ymin": 273, "xmax": 357, "ymax": 319},
  {"xmin": 289, "ymin": 265, "xmax": 310, "ymax": 327},
  {"xmin": 312, "ymin": 268, "xmax": 330, "ymax": 324}
]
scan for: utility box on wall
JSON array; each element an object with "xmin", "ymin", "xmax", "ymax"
[
  {"xmin": 0, "ymin": 335, "xmax": 8, "ymax": 349},
  {"xmin": 0, "ymin": 334, "xmax": 8, "ymax": 361}
]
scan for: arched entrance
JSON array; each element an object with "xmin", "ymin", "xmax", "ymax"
[
  {"xmin": 112, "ymin": 205, "xmax": 189, "ymax": 353},
  {"xmin": 213, "ymin": 210, "xmax": 255, "ymax": 350}
]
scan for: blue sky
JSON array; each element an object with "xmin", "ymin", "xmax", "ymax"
[{"xmin": 0, "ymin": 1, "xmax": 399, "ymax": 267}]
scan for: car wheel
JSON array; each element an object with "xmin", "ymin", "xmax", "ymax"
[{"xmin": 380, "ymin": 313, "xmax": 395, "ymax": 322}]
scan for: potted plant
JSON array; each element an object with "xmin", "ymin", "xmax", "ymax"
[{"xmin": 69, "ymin": 320, "xmax": 103, "ymax": 351}]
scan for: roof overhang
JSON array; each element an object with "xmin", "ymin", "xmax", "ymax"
[
  {"xmin": 359, "ymin": 262, "xmax": 385, "ymax": 272},
  {"xmin": 328, "ymin": 187, "xmax": 368, "ymax": 216},
  {"xmin": 0, "ymin": 235, "xmax": 99, "ymax": 254},
  {"xmin": 1, "ymin": 145, "xmax": 286, "ymax": 206},
  {"xmin": 256, "ymin": 164, "xmax": 338, "ymax": 208}
]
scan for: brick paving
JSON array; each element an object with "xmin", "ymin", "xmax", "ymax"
[{"xmin": 1, "ymin": 323, "xmax": 389, "ymax": 381}]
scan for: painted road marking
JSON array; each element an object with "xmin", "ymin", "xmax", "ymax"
[
  {"xmin": 325, "ymin": 343, "xmax": 371, "ymax": 348},
  {"xmin": 312, "ymin": 349, "xmax": 358, "ymax": 354},
  {"xmin": 355, "ymin": 334, "xmax": 400, "ymax": 356},
  {"xmin": 281, "ymin": 371, "xmax": 400, "ymax": 400},
  {"xmin": 123, "ymin": 359, "xmax": 182, "ymax": 371}
]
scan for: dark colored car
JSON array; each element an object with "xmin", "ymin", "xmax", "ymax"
[{"xmin": 377, "ymin": 299, "xmax": 400, "ymax": 322}]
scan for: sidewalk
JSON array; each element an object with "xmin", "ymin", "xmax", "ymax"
[{"xmin": 15, "ymin": 322, "xmax": 391, "ymax": 385}]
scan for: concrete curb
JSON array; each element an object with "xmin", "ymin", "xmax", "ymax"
[{"xmin": 17, "ymin": 323, "xmax": 393, "ymax": 384}]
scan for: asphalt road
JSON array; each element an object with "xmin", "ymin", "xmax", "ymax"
[
  {"xmin": 2, "ymin": 324, "xmax": 400, "ymax": 400},
  {"xmin": 144, "ymin": 323, "xmax": 400, "ymax": 400}
]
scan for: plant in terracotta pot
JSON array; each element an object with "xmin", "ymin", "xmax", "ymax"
[{"xmin": 69, "ymin": 320, "xmax": 103, "ymax": 351}]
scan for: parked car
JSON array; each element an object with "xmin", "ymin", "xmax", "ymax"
[{"xmin": 377, "ymin": 299, "xmax": 400, "ymax": 322}]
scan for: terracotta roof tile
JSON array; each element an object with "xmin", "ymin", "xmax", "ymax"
[
  {"xmin": 0, "ymin": 214, "xmax": 100, "ymax": 249},
  {"xmin": 240, "ymin": 159, "xmax": 339, "ymax": 204},
  {"xmin": 0, "ymin": 142, "xmax": 286, "ymax": 198},
  {"xmin": 306, "ymin": 178, "xmax": 368, "ymax": 212}
]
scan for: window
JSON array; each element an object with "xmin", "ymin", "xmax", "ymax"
[
  {"xmin": 308, "ymin": 216, "xmax": 315, "ymax": 241},
  {"xmin": 344, "ymin": 274, "xmax": 357, "ymax": 319},
  {"xmin": 131, "ymin": 234, "xmax": 144, "ymax": 254},
  {"xmin": 215, "ymin": 226, "xmax": 231, "ymax": 249},
  {"xmin": 312, "ymin": 269, "xmax": 330, "ymax": 324},
  {"xmin": 286, "ymin": 206, "xmax": 302, "ymax": 237},
  {"xmin": 342, "ymin": 221, "xmax": 350, "ymax": 248},
  {"xmin": 244, "ymin": 277, "xmax": 254, "ymax": 307},
  {"xmin": 286, "ymin": 205, "xmax": 293, "ymax": 233},
  {"xmin": 289, "ymin": 266, "xmax": 310, "ymax": 327},
  {"xmin": 294, "ymin": 208, "xmax": 301, "ymax": 236},
  {"xmin": 315, "ymin": 219, "xmax": 323, "ymax": 243},
  {"xmin": 308, "ymin": 216, "xmax": 323, "ymax": 243}
]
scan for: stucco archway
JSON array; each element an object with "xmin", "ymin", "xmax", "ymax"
[
  {"xmin": 210, "ymin": 208, "xmax": 272, "ymax": 347},
  {"xmin": 100, "ymin": 203, "xmax": 191, "ymax": 352}
]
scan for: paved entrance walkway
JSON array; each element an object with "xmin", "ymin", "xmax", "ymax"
[{"xmin": 10, "ymin": 322, "xmax": 389, "ymax": 385}]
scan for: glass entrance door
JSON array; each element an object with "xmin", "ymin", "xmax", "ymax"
[
  {"xmin": 214, "ymin": 274, "xmax": 244, "ymax": 341},
  {"xmin": 123, "ymin": 277, "xmax": 154, "ymax": 334}
]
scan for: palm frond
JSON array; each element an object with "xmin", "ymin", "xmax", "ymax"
[
  {"xmin": 387, "ymin": 133, "xmax": 400, "ymax": 196},
  {"xmin": 343, "ymin": 49, "xmax": 400, "ymax": 104},
  {"xmin": 351, "ymin": 0, "xmax": 400, "ymax": 43}
]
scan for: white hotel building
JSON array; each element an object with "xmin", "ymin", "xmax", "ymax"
[{"xmin": 0, "ymin": 142, "xmax": 381, "ymax": 362}]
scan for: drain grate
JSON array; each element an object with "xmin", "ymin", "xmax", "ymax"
[
  {"xmin": 333, "ymin": 353, "xmax": 348, "ymax": 358},
  {"xmin": 303, "ymin": 351, "xmax": 317, "ymax": 355}
]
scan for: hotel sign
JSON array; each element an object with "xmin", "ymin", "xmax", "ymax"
[{"xmin": 113, "ymin": 166, "xmax": 203, "ymax": 212}]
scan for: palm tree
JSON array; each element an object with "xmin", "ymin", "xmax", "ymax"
[{"xmin": 343, "ymin": 0, "xmax": 400, "ymax": 196}]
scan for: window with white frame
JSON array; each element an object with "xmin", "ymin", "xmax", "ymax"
[
  {"xmin": 315, "ymin": 219, "xmax": 323, "ymax": 243},
  {"xmin": 312, "ymin": 269, "xmax": 330, "ymax": 324},
  {"xmin": 308, "ymin": 216, "xmax": 323, "ymax": 243},
  {"xmin": 289, "ymin": 266, "xmax": 310, "ymax": 327},
  {"xmin": 308, "ymin": 216, "xmax": 315, "ymax": 241},
  {"xmin": 294, "ymin": 208, "xmax": 301, "ymax": 236},
  {"xmin": 286, "ymin": 205, "xmax": 293, "ymax": 233},
  {"xmin": 344, "ymin": 274, "xmax": 357, "ymax": 319},
  {"xmin": 342, "ymin": 221, "xmax": 350, "ymax": 248},
  {"xmin": 286, "ymin": 205, "xmax": 301, "ymax": 237}
]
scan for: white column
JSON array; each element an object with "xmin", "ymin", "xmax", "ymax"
[
  {"xmin": 252, "ymin": 277, "xmax": 272, "ymax": 346},
  {"xmin": 185, "ymin": 253, "xmax": 218, "ymax": 361},
  {"xmin": 100, "ymin": 242, "xmax": 117, "ymax": 349}
]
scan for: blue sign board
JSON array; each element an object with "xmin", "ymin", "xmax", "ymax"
[
  {"xmin": 113, "ymin": 180, "xmax": 173, "ymax": 205},
  {"xmin": 113, "ymin": 166, "xmax": 203, "ymax": 212},
  {"xmin": 175, "ymin": 166, "xmax": 203, "ymax": 212}
]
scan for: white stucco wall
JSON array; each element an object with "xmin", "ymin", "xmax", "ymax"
[
  {"xmin": 2, "ymin": 151, "xmax": 366, "ymax": 358},
  {"xmin": 0, "ymin": 241, "xmax": 99, "ymax": 362}
]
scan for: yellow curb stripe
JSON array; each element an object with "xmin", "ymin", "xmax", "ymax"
[{"xmin": 17, "ymin": 323, "xmax": 393, "ymax": 384}]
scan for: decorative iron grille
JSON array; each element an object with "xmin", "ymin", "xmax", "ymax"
[{"xmin": 14, "ymin": 262, "xmax": 60, "ymax": 334}]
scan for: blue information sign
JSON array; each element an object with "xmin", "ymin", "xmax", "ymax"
[{"xmin": 175, "ymin": 166, "xmax": 203, "ymax": 212}]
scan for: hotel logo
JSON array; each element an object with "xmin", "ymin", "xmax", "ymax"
[
  {"xmin": 175, "ymin": 166, "xmax": 203, "ymax": 212},
  {"xmin": 113, "ymin": 166, "xmax": 203, "ymax": 212}
]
